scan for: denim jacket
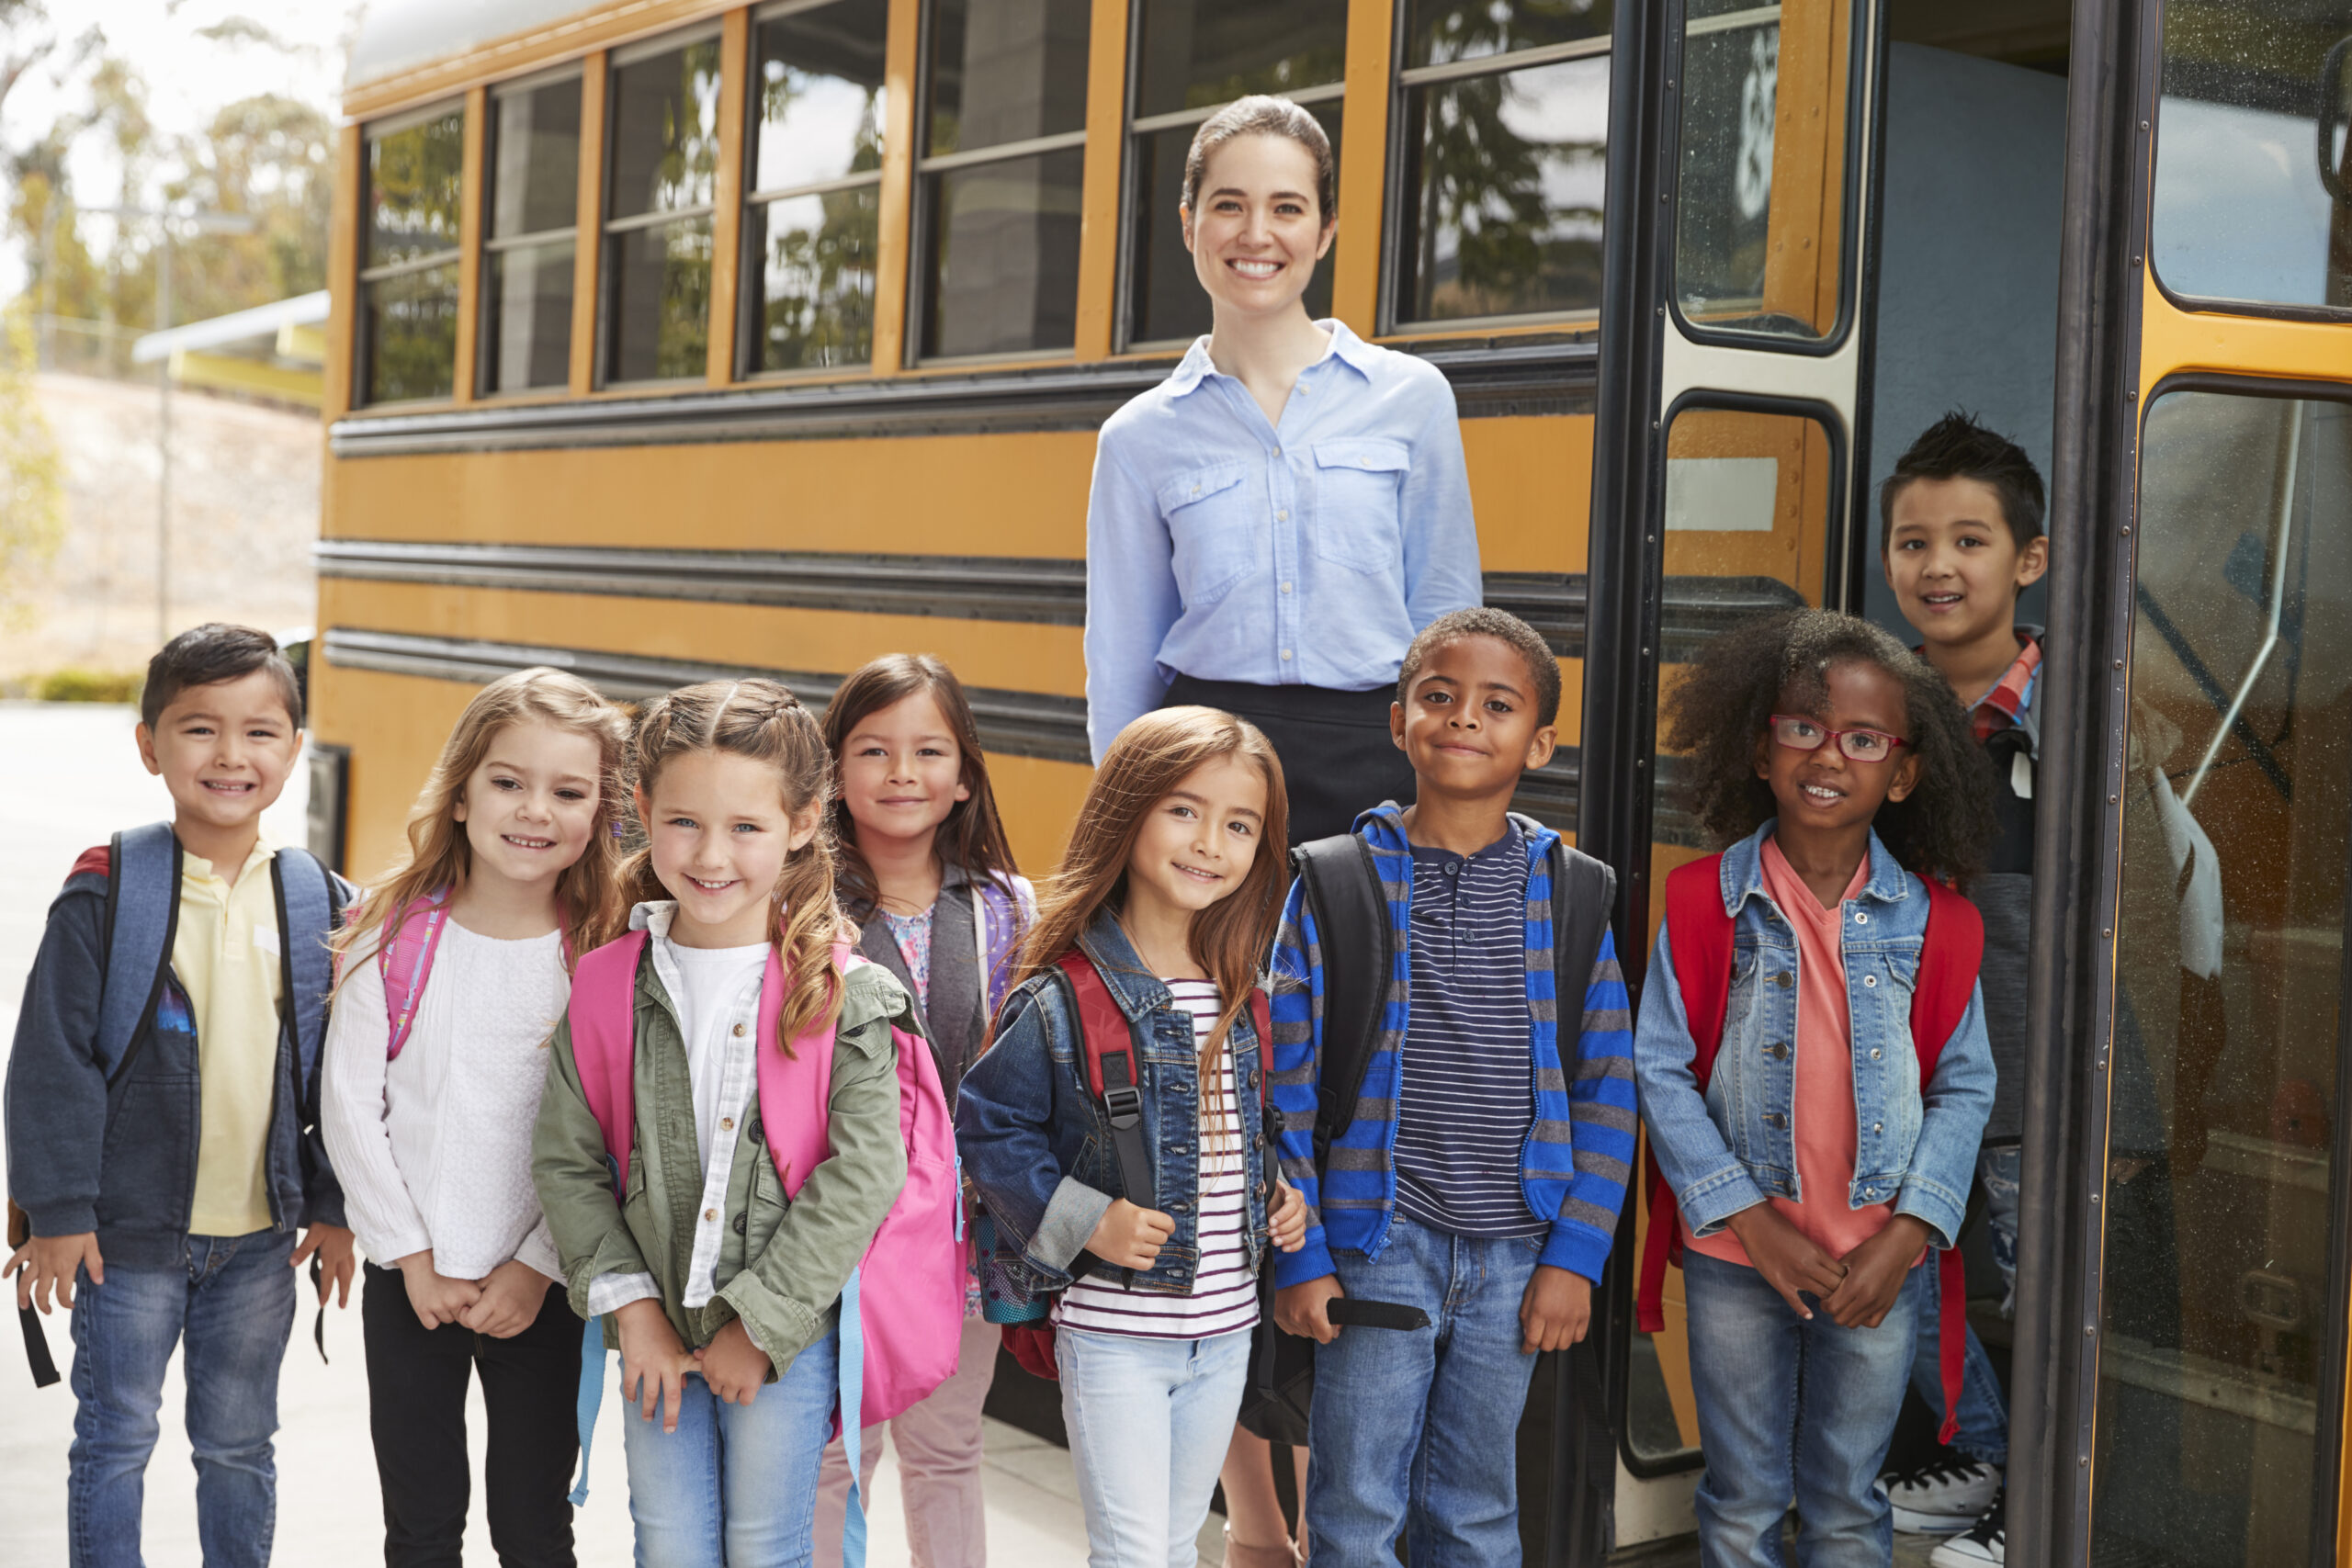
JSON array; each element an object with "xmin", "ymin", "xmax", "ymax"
[
  {"xmin": 954, "ymin": 912, "xmax": 1274, "ymax": 1299},
  {"xmin": 1631, "ymin": 824, "xmax": 1996, "ymax": 1250}
]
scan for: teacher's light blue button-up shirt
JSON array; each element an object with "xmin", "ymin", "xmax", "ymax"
[{"xmin": 1082, "ymin": 321, "xmax": 1482, "ymax": 761}]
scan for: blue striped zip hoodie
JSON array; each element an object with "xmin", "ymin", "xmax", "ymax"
[{"xmin": 1268, "ymin": 803, "xmax": 1637, "ymax": 1288}]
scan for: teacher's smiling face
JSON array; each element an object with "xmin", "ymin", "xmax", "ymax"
[{"xmin": 1182, "ymin": 133, "xmax": 1338, "ymax": 324}]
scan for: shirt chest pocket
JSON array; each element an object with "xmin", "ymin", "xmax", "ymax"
[
  {"xmin": 1312, "ymin": 438, "xmax": 1412, "ymax": 574},
  {"xmin": 1158, "ymin": 461, "xmax": 1260, "ymax": 608}
]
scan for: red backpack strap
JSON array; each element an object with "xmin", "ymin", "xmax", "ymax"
[
  {"xmin": 1249, "ymin": 987, "xmax": 1272, "ymax": 1108},
  {"xmin": 1908, "ymin": 874, "xmax": 1985, "ymax": 1445},
  {"xmin": 1637, "ymin": 854, "xmax": 1733, "ymax": 1333},
  {"xmin": 1055, "ymin": 952, "xmax": 1155, "ymax": 1214},
  {"xmin": 568, "ymin": 931, "xmax": 650, "ymax": 1198}
]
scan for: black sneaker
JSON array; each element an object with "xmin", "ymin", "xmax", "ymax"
[
  {"xmin": 1883, "ymin": 1453, "xmax": 2000, "ymax": 1534},
  {"xmin": 1929, "ymin": 1485, "xmax": 2006, "ymax": 1566}
]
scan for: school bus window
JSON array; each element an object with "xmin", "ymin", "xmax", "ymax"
[
  {"xmin": 602, "ymin": 32, "xmax": 725, "ymax": 385},
  {"xmin": 914, "ymin": 0, "xmax": 1092, "ymax": 360},
  {"xmin": 1124, "ymin": 0, "xmax": 1346, "ymax": 347},
  {"xmin": 742, "ymin": 0, "xmax": 890, "ymax": 374},
  {"xmin": 481, "ymin": 72, "xmax": 582, "ymax": 394},
  {"xmin": 1672, "ymin": 0, "xmax": 1852, "ymax": 341},
  {"xmin": 1390, "ymin": 3, "xmax": 1610, "ymax": 328},
  {"xmin": 2150, "ymin": 0, "xmax": 2352, "ymax": 312},
  {"xmin": 357, "ymin": 104, "xmax": 466, "ymax": 405}
]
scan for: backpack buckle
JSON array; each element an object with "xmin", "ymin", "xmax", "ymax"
[{"xmin": 1102, "ymin": 1083, "xmax": 1144, "ymax": 1127}]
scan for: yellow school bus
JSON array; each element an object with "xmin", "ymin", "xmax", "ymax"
[{"xmin": 315, "ymin": 0, "xmax": 2352, "ymax": 1562}]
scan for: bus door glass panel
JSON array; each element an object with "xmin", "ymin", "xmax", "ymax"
[
  {"xmin": 2152, "ymin": 0, "xmax": 2352, "ymax": 312},
  {"xmin": 1674, "ymin": 0, "xmax": 1852, "ymax": 340},
  {"xmin": 1625, "ymin": 402, "xmax": 1828, "ymax": 1473},
  {"xmin": 2090, "ymin": 389, "xmax": 2352, "ymax": 1568}
]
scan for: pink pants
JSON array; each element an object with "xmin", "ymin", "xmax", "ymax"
[{"xmin": 814, "ymin": 1315, "xmax": 1001, "ymax": 1568}]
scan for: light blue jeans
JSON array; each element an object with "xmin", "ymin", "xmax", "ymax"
[
  {"xmin": 1056, "ymin": 1323, "xmax": 1252, "ymax": 1568},
  {"xmin": 1684, "ymin": 1248, "xmax": 1927, "ymax": 1568},
  {"xmin": 1906, "ymin": 1145, "xmax": 2019, "ymax": 1467},
  {"xmin": 1306, "ymin": 1217, "xmax": 1544, "ymax": 1568},
  {"xmin": 67, "ymin": 1229, "xmax": 298, "ymax": 1568},
  {"xmin": 620, "ymin": 1326, "xmax": 838, "ymax": 1568}
]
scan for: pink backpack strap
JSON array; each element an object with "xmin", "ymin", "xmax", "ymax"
[
  {"xmin": 567, "ymin": 931, "xmax": 650, "ymax": 1196},
  {"xmin": 755, "ymin": 943, "xmax": 859, "ymax": 1199},
  {"xmin": 380, "ymin": 889, "xmax": 454, "ymax": 1061}
]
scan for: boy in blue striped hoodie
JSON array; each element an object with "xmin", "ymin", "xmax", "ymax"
[{"xmin": 1269, "ymin": 607, "xmax": 1636, "ymax": 1566}]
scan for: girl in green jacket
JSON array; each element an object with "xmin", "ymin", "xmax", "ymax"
[{"xmin": 532, "ymin": 679, "xmax": 911, "ymax": 1568}]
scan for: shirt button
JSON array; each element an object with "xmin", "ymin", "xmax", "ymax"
[
  {"xmin": 732, "ymin": 1023, "xmax": 746, "ymax": 1037},
  {"xmin": 1871, "ymin": 1122, "xmax": 1883, "ymax": 1134},
  {"xmin": 1272, "ymin": 446, "xmax": 1281, "ymax": 457},
  {"xmin": 721, "ymin": 1117, "xmax": 734, "ymax": 1132},
  {"xmin": 1281, "ymin": 649, "xmax": 1294, "ymax": 661},
  {"xmin": 1855, "ymin": 912, "xmax": 1870, "ymax": 924},
  {"xmin": 1360, "ymin": 457, "xmax": 1373, "ymax": 467},
  {"xmin": 1276, "ymin": 509, "xmax": 1289, "ymax": 521},
  {"xmin": 704, "ymin": 1208, "xmax": 718, "ymax": 1223},
  {"xmin": 1862, "ymin": 975, "xmax": 1878, "ymax": 987},
  {"xmin": 1191, "ymin": 483, "xmax": 1201, "ymax": 495},
  {"xmin": 1871, "ymin": 1048, "xmax": 1883, "ymax": 1059},
  {"xmin": 1280, "ymin": 581, "xmax": 1294, "ymax": 593},
  {"xmin": 1445, "ymin": 863, "xmax": 1459, "ymax": 875}
]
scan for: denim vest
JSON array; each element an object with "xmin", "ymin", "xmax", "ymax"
[
  {"xmin": 1632, "ymin": 825, "xmax": 1995, "ymax": 1249},
  {"xmin": 954, "ymin": 912, "xmax": 1272, "ymax": 1299}
]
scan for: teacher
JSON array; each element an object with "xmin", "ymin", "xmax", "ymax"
[{"xmin": 1082, "ymin": 96, "xmax": 1481, "ymax": 846}]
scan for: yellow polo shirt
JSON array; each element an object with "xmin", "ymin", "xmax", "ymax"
[{"xmin": 173, "ymin": 836, "xmax": 284, "ymax": 1237}]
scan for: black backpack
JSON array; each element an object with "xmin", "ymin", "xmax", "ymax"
[{"xmin": 1238, "ymin": 823, "xmax": 1618, "ymax": 1443}]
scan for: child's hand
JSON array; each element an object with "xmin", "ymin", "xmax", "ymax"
[
  {"xmin": 1086, "ymin": 1199, "xmax": 1174, "ymax": 1270},
  {"xmin": 695, "ymin": 1318, "xmax": 774, "ymax": 1406},
  {"xmin": 1824, "ymin": 1215, "xmax": 1931, "ymax": 1329},
  {"xmin": 8, "ymin": 1232, "xmax": 102, "ymax": 1313},
  {"xmin": 395, "ymin": 1250, "xmax": 482, "ymax": 1330},
  {"xmin": 1520, "ymin": 1265, "xmax": 1592, "ymax": 1353},
  {"xmin": 458, "ymin": 1259, "xmax": 553, "ymax": 1339},
  {"xmin": 1274, "ymin": 1275, "xmax": 1346, "ymax": 1344},
  {"xmin": 1268, "ymin": 1181, "xmax": 1307, "ymax": 1253},
  {"xmin": 1724, "ymin": 1204, "xmax": 1848, "ymax": 1320},
  {"xmin": 616, "ymin": 1298, "xmax": 695, "ymax": 1434},
  {"xmin": 295, "ymin": 1223, "xmax": 358, "ymax": 1308}
]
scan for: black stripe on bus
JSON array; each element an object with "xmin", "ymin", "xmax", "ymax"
[
  {"xmin": 326, "ymin": 336, "xmax": 1599, "ymax": 458},
  {"xmin": 316, "ymin": 541, "xmax": 1797, "ymax": 664}
]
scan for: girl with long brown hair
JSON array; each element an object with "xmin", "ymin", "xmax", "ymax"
[
  {"xmin": 531, "ymin": 679, "xmax": 916, "ymax": 1566},
  {"xmin": 954, "ymin": 706, "xmax": 1309, "ymax": 1568},
  {"xmin": 814, "ymin": 655, "xmax": 1035, "ymax": 1568},
  {"xmin": 320, "ymin": 666, "xmax": 631, "ymax": 1566}
]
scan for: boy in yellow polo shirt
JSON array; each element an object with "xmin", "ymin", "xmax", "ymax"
[{"xmin": 6, "ymin": 624, "xmax": 357, "ymax": 1568}]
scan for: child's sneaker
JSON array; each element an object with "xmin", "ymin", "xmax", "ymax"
[
  {"xmin": 1928, "ymin": 1486, "xmax": 2005, "ymax": 1565},
  {"xmin": 1883, "ymin": 1452, "xmax": 2000, "ymax": 1533}
]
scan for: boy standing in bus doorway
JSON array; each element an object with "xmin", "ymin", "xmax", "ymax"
[{"xmin": 1877, "ymin": 413, "xmax": 2050, "ymax": 1567}]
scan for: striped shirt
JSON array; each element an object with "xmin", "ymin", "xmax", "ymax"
[
  {"xmin": 1057, "ymin": 979, "xmax": 1259, "ymax": 1340},
  {"xmin": 1392, "ymin": 823, "xmax": 1550, "ymax": 1238}
]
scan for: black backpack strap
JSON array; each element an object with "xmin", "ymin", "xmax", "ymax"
[
  {"xmin": 1544, "ymin": 837, "xmax": 1618, "ymax": 1040},
  {"xmin": 1290, "ymin": 833, "xmax": 1391, "ymax": 1168}
]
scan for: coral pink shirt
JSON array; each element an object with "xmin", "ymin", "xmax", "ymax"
[{"xmin": 1684, "ymin": 836, "xmax": 1894, "ymax": 1268}]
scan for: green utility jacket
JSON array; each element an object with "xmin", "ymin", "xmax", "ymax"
[{"xmin": 532, "ymin": 949, "xmax": 911, "ymax": 1378}]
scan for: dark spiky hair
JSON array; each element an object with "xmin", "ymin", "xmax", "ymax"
[
  {"xmin": 1398, "ymin": 606, "xmax": 1562, "ymax": 727},
  {"xmin": 1666, "ymin": 608, "xmax": 1996, "ymax": 888},
  {"xmin": 1881, "ymin": 411, "xmax": 2046, "ymax": 551},
  {"xmin": 141, "ymin": 623, "xmax": 302, "ymax": 729}
]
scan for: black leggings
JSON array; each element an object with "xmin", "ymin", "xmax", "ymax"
[{"xmin": 361, "ymin": 1263, "xmax": 581, "ymax": 1568}]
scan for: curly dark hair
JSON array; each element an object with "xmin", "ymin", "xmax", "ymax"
[{"xmin": 1665, "ymin": 608, "xmax": 1997, "ymax": 888}]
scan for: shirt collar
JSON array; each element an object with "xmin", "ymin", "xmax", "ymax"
[
  {"xmin": 180, "ymin": 833, "xmax": 275, "ymax": 888},
  {"xmin": 1968, "ymin": 633, "xmax": 2042, "ymax": 739},
  {"xmin": 1162, "ymin": 318, "xmax": 1372, "ymax": 400}
]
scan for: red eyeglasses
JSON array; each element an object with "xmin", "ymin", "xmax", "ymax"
[{"xmin": 1768, "ymin": 714, "xmax": 1912, "ymax": 763}]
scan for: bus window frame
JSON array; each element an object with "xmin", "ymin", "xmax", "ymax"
[
  {"xmin": 356, "ymin": 96, "xmax": 470, "ymax": 410},
  {"xmin": 1661, "ymin": 0, "xmax": 1871, "ymax": 360},
  {"xmin": 594, "ymin": 21, "xmax": 728, "ymax": 391},
  {"xmin": 477, "ymin": 62, "xmax": 585, "ymax": 400}
]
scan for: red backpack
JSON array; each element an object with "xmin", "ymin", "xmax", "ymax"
[
  {"xmin": 996, "ymin": 952, "xmax": 1272, "ymax": 1382},
  {"xmin": 1635, "ymin": 853, "xmax": 1980, "ymax": 1444}
]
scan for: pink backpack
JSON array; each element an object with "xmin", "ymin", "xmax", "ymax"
[
  {"xmin": 336, "ymin": 887, "xmax": 571, "ymax": 1056},
  {"xmin": 564, "ymin": 931, "xmax": 964, "ymax": 1565}
]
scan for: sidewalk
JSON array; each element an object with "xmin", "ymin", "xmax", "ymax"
[{"xmin": 1, "ymin": 702, "xmax": 1209, "ymax": 1564}]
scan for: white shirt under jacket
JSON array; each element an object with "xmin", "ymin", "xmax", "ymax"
[{"xmin": 322, "ymin": 919, "xmax": 569, "ymax": 1280}]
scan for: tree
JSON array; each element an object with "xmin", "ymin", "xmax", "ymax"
[{"xmin": 0, "ymin": 299, "xmax": 65, "ymax": 628}]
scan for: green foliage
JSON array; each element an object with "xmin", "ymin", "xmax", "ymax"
[
  {"xmin": 0, "ymin": 301, "xmax": 64, "ymax": 630},
  {"xmin": 36, "ymin": 667, "xmax": 142, "ymax": 704}
]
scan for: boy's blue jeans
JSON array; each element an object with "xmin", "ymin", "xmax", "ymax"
[
  {"xmin": 67, "ymin": 1229, "xmax": 298, "ymax": 1568},
  {"xmin": 1906, "ymin": 1145, "xmax": 2018, "ymax": 1468},
  {"xmin": 620, "ymin": 1326, "xmax": 839, "ymax": 1568},
  {"xmin": 1306, "ymin": 1216, "xmax": 1544, "ymax": 1568},
  {"xmin": 1684, "ymin": 1248, "xmax": 1927, "ymax": 1568},
  {"xmin": 1057, "ymin": 1323, "xmax": 1252, "ymax": 1568}
]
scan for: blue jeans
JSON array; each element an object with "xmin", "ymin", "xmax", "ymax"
[
  {"xmin": 1306, "ymin": 1218, "xmax": 1544, "ymax": 1568},
  {"xmin": 1905, "ymin": 1145, "xmax": 2018, "ymax": 1467},
  {"xmin": 1683, "ymin": 1248, "xmax": 1927, "ymax": 1568},
  {"xmin": 67, "ymin": 1229, "xmax": 298, "ymax": 1568},
  {"xmin": 1057, "ymin": 1323, "xmax": 1252, "ymax": 1568},
  {"xmin": 620, "ymin": 1326, "xmax": 838, "ymax": 1568}
]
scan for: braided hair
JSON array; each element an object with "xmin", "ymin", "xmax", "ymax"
[
  {"xmin": 1665, "ymin": 608, "xmax": 1997, "ymax": 889},
  {"xmin": 625, "ymin": 678, "xmax": 854, "ymax": 1053}
]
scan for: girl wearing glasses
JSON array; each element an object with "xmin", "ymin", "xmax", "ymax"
[{"xmin": 1630, "ymin": 608, "xmax": 1998, "ymax": 1568}]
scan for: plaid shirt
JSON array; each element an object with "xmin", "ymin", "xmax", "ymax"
[{"xmin": 1965, "ymin": 634, "xmax": 2041, "ymax": 743}]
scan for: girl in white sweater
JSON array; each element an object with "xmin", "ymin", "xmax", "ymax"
[{"xmin": 322, "ymin": 667, "xmax": 631, "ymax": 1568}]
